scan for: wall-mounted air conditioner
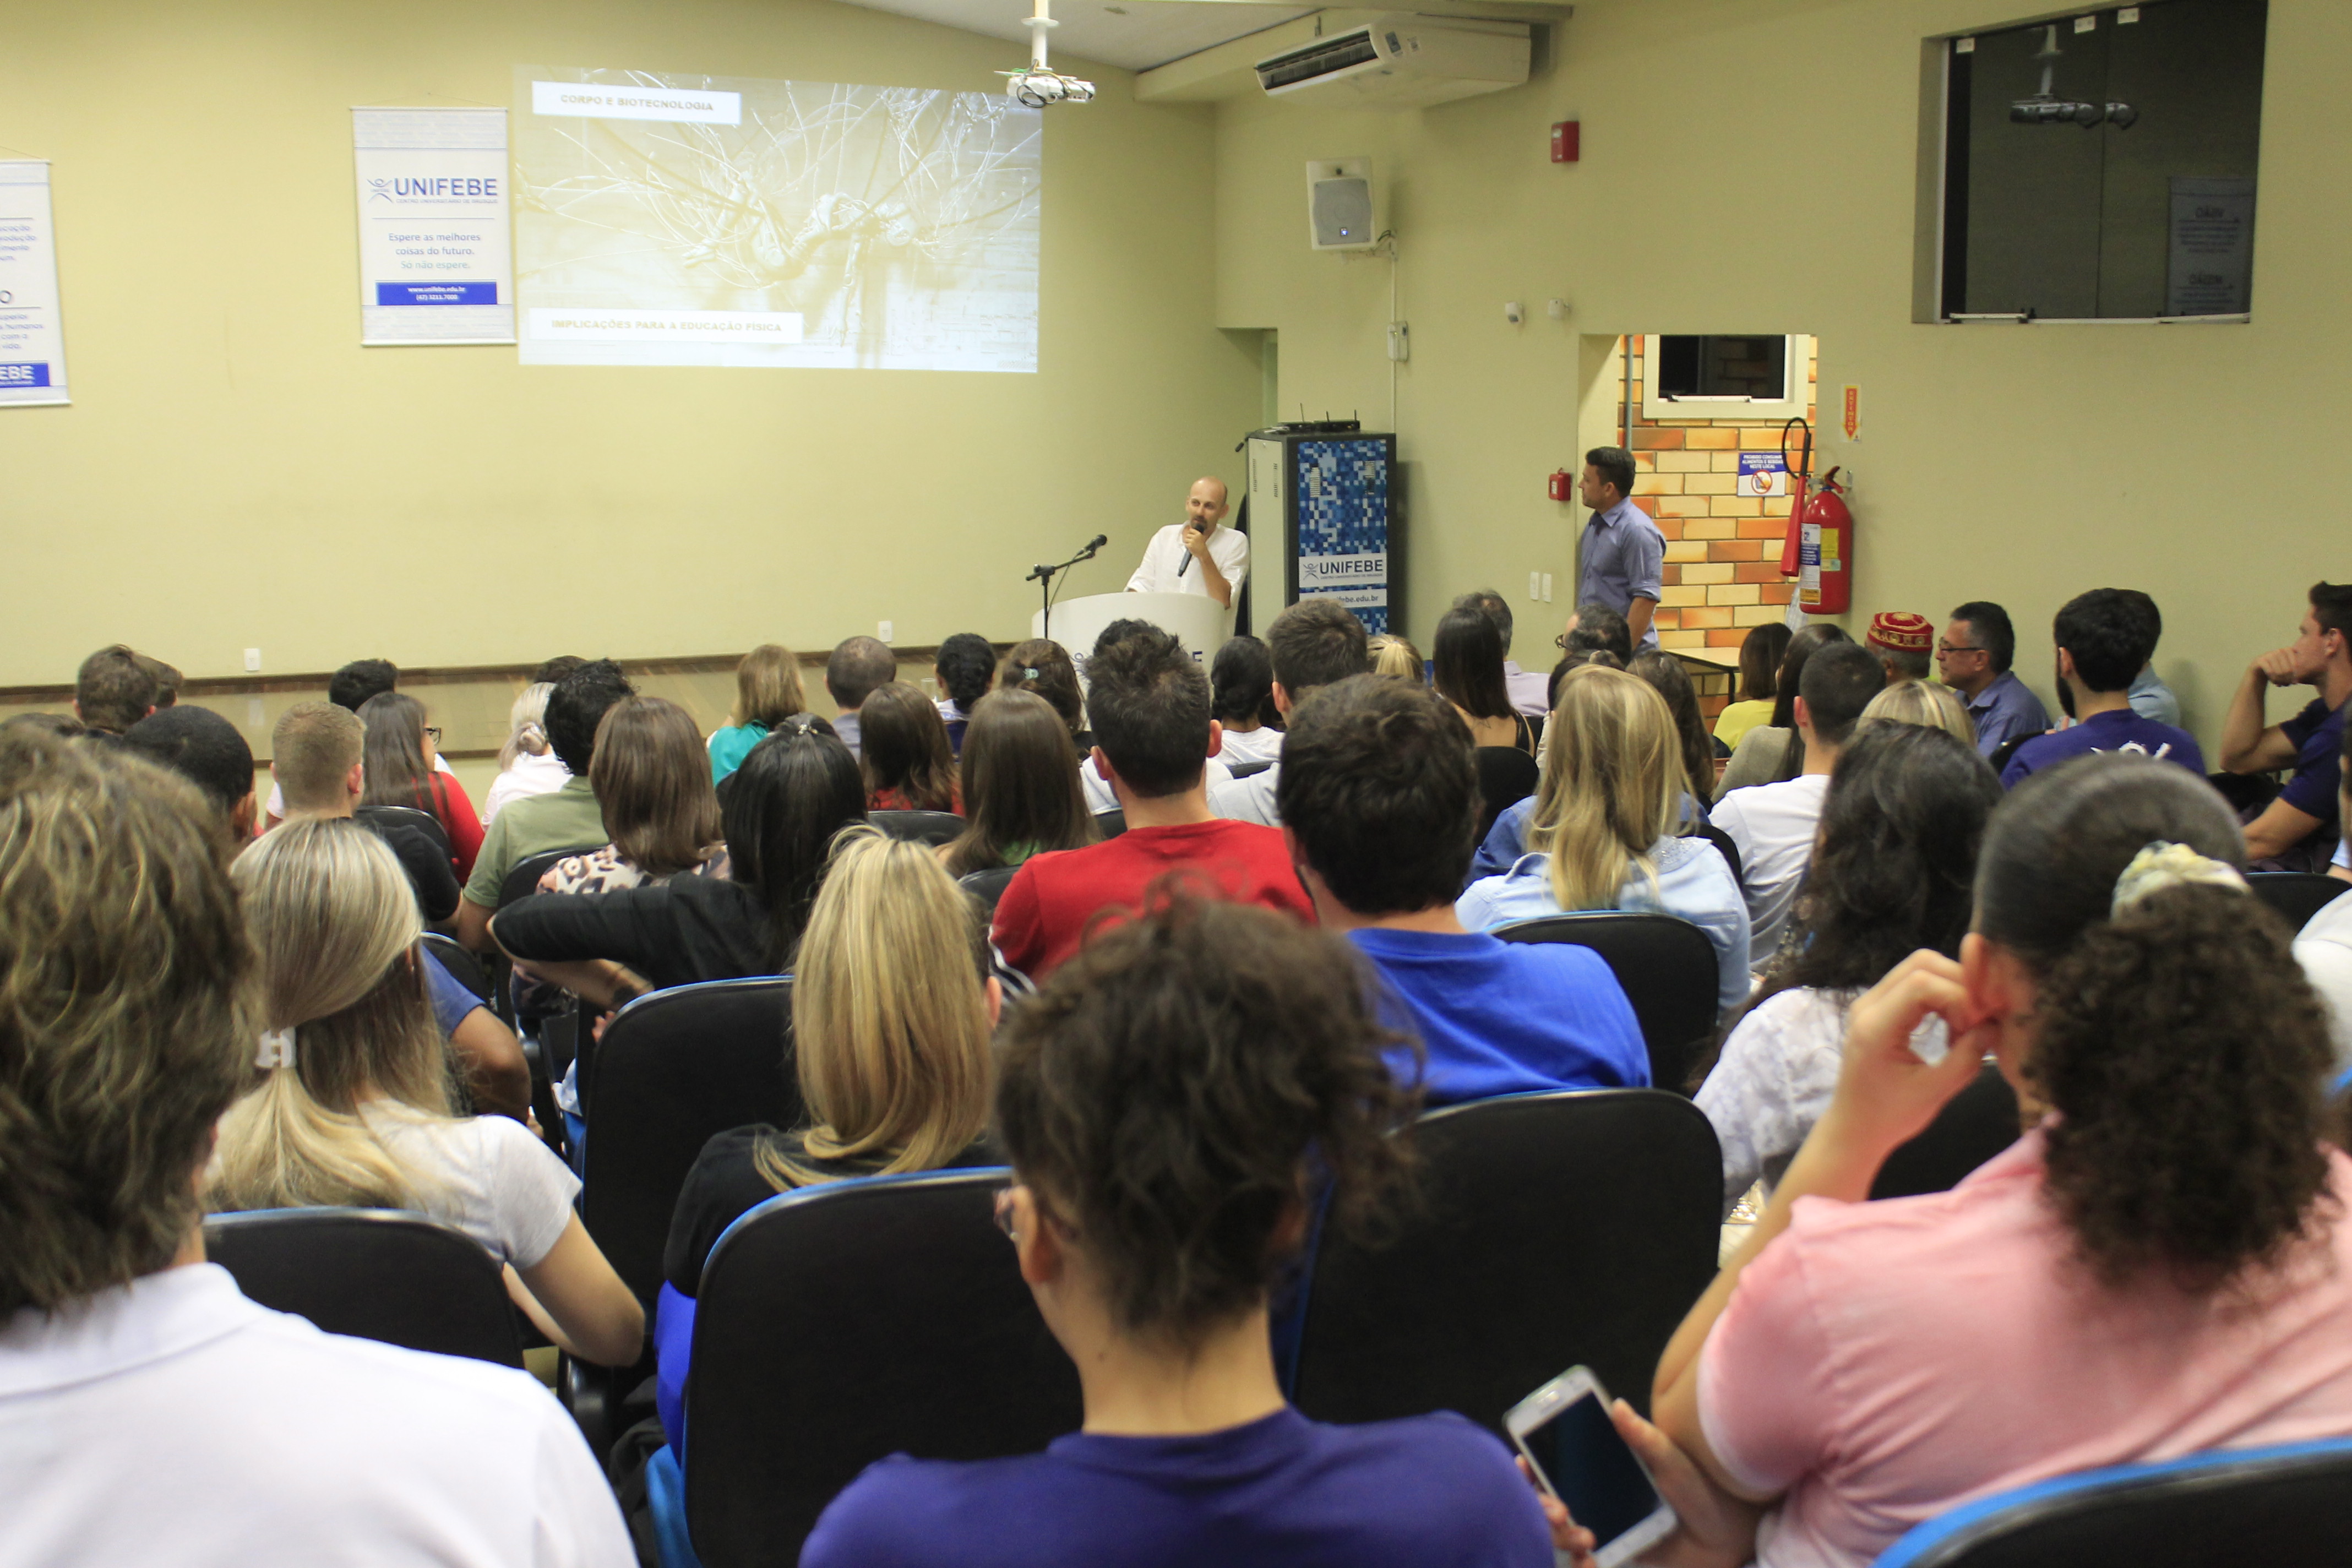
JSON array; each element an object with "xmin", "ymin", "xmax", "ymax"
[{"xmin": 1255, "ymin": 15, "xmax": 1531, "ymax": 110}]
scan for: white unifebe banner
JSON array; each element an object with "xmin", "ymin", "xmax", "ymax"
[
  {"xmin": 0, "ymin": 161, "xmax": 69, "ymax": 407},
  {"xmin": 352, "ymin": 107, "xmax": 515, "ymax": 345}
]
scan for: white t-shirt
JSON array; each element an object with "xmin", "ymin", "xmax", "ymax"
[
  {"xmin": 360, "ymin": 1104, "xmax": 580, "ymax": 1268},
  {"xmin": 1712, "ymin": 773, "xmax": 1831, "ymax": 972},
  {"xmin": 2294, "ymin": 890, "xmax": 2352, "ymax": 1073},
  {"xmin": 1206, "ymin": 756, "xmax": 1280, "ymax": 826},
  {"xmin": 1125, "ymin": 522, "xmax": 1250, "ymax": 601},
  {"xmin": 483, "ymin": 750, "xmax": 570, "ymax": 826},
  {"xmin": 266, "ymin": 753, "xmax": 455, "ymax": 823},
  {"xmin": 1215, "ymin": 725, "xmax": 1287, "ymax": 769},
  {"xmin": 1696, "ymin": 987, "xmax": 1850, "ymax": 1216},
  {"xmin": 0, "ymin": 1264, "xmax": 631, "ymax": 1568}
]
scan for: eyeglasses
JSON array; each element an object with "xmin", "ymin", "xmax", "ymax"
[
  {"xmin": 423, "ymin": 726, "xmax": 443, "ymax": 743},
  {"xmin": 1933, "ymin": 642, "xmax": 1984, "ymax": 659}
]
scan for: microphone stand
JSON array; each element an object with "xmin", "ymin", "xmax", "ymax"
[{"xmin": 1027, "ymin": 535, "xmax": 1106, "ymax": 644}]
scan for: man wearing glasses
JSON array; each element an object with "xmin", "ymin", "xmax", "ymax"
[{"xmin": 1935, "ymin": 601, "xmax": 2049, "ymax": 760}]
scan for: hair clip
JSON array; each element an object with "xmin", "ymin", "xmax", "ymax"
[
  {"xmin": 1022, "ymin": 667, "xmax": 1040, "ymax": 680},
  {"xmin": 2111, "ymin": 840, "xmax": 2247, "ymax": 916},
  {"xmin": 255, "ymin": 1028, "xmax": 296, "ymax": 1070}
]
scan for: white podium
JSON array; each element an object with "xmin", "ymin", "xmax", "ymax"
[{"xmin": 1034, "ymin": 592, "xmax": 1229, "ymax": 668}]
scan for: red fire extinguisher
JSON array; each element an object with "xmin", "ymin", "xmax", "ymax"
[{"xmin": 1777, "ymin": 418, "xmax": 1853, "ymax": 616}]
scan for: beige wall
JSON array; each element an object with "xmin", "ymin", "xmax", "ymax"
[
  {"xmin": 0, "ymin": 0, "xmax": 1259, "ymax": 687},
  {"xmin": 1200, "ymin": 0, "xmax": 2351, "ymax": 749}
]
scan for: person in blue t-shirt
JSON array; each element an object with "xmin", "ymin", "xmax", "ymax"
[
  {"xmin": 1273, "ymin": 674, "xmax": 1646, "ymax": 1106},
  {"xmin": 2003, "ymin": 589, "xmax": 2206, "ymax": 789},
  {"xmin": 2220, "ymin": 581, "xmax": 2352, "ymax": 871},
  {"xmin": 801, "ymin": 897, "xmax": 1554, "ymax": 1568}
]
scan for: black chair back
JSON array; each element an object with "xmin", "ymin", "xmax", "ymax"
[
  {"xmin": 1492, "ymin": 913, "xmax": 1721, "ymax": 1090},
  {"xmin": 1292, "ymin": 1090, "xmax": 1717, "ymax": 1433},
  {"xmin": 357, "ymin": 802, "xmax": 452, "ymax": 859},
  {"xmin": 957, "ymin": 865, "xmax": 1020, "ymax": 914},
  {"xmin": 203, "ymin": 1207, "xmax": 524, "ymax": 1366},
  {"xmin": 499, "ymin": 845, "xmax": 602, "ymax": 912},
  {"xmin": 580, "ymin": 977, "xmax": 801, "ymax": 1308},
  {"xmin": 420, "ymin": 931, "xmax": 491, "ymax": 1000},
  {"xmin": 1473, "ymin": 747, "xmax": 1542, "ymax": 842},
  {"xmin": 1094, "ymin": 807, "xmax": 1126, "ymax": 839},
  {"xmin": 1873, "ymin": 1438, "xmax": 2352, "ymax": 1568},
  {"xmin": 1688, "ymin": 821, "xmax": 1743, "ymax": 885},
  {"xmin": 2248, "ymin": 872, "xmax": 2350, "ymax": 932},
  {"xmin": 685, "ymin": 1169, "xmax": 1084, "ymax": 1566},
  {"xmin": 1871, "ymin": 1061, "xmax": 2021, "ymax": 1200},
  {"xmin": 870, "ymin": 809, "xmax": 966, "ymax": 847}
]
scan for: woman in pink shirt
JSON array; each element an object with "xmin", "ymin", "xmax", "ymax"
[{"xmin": 1544, "ymin": 754, "xmax": 2352, "ymax": 1568}]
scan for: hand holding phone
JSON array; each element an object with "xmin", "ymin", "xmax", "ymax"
[{"xmin": 1507, "ymin": 1368, "xmax": 1676, "ymax": 1568}]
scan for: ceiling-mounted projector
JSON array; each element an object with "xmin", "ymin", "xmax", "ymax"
[
  {"xmin": 1255, "ymin": 15, "xmax": 1530, "ymax": 110},
  {"xmin": 1001, "ymin": 0, "xmax": 1093, "ymax": 107}
]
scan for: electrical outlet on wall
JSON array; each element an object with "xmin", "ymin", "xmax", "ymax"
[
  {"xmin": 1528, "ymin": 571, "xmax": 1542, "ymax": 600},
  {"xmin": 1542, "ymin": 573, "xmax": 1554, "ymax": 602},
  {"xmin": 244, "ymin": 648, "xmax": 262, "ymax": 672},
  {"xmin": 878, "ymin": 620, "xmax": 893, "ymax": 642}
]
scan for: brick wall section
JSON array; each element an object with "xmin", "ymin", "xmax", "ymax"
[{"xmin": 1605, "ymin": 337, "xmax": 1816, "ymax": 723}]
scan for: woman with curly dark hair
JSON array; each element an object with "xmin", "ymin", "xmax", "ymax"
[
  {"xmin": 801, "ymin": 896, "xmax": 1555, "ymax": 1567},
  {"xmin": 932, "ymin": 632, "xmax": 997, "ymax": 755},
  {"xmin": 1696, "ymin": 723, "xmax": 2001, "ymax": 1212},
  {"xmin": 1589, "ymin": 754, "xmax": 2352, "ymax": 1568}
]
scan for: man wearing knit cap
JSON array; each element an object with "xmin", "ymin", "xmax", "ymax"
[{"xmin": 1866, "ymin": 611, "xmax": 1934, "ymax": 685}]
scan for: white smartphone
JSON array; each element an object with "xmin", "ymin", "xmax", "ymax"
[{"xmin": 1505, "ymin": 1366, "xmax": 1677, "ymax": 1568}]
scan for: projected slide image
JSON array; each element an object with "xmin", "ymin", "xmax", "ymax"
[{"xmin": 515, "ymin": 66, "xmax": 1041, "ymax": 372}]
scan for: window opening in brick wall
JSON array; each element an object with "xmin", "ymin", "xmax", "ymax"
[
  {"xmin": 1937, "ymin": 0, "xmax": 2267, "ymax": 322},
  {"xmin": 1656, "ymin": 336, "xmax": 1789, "ymax": 402}
]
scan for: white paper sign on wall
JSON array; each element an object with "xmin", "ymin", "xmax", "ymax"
[{"xmin": 0, "ymin": 161, "xmax": 69, "ymax": 407}]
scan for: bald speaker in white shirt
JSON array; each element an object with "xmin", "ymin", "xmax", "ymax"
[{"xmin": 1127, "ymin": 476, "xmax": 1248, "ymax": 609}]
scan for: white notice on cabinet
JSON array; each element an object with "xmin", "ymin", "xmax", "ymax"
[
  {"xmin": 2166, "ymin": 177, "xmax": 2255, "ymax": 317},
  {"xmin": 0, "ymin": 162, "xmax": 69, "ymax": 406}
]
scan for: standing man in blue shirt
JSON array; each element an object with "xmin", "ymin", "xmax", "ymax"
[
  {"xmin": 2001, "ymin": 589, "xmax": 2204, "ymax": 788},
  {"xmin": 1935, "ymin": 600, "xmax": 2050, "ymax": 759},
  {"xmin": 1576, "ymin": 445, "xmax": 1665, "ymax": 652},
  {"xmin": 2220, "ymin": 580, "xmax": 2352, "ymax": 871}
]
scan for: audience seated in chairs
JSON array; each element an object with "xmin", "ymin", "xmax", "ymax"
[
  {"xmin": 263, "ymin": 657, "xmax": 463, "ymax": 828},
  {"xmin": 656, "ymin": 829, "xmax": 1001, "ymax": 1441},
  {"xmin": 1433, "ymin": 603, "xmax": 1536, "ymax": 755},
  {"xmin": 0, "ymin": 728, "xmax": 634, "ymax": 1561},
  {"xmin": 274, "ymin": 700, "xmax": 458, "ymax": 923},
  {"xmin": 1937, "ymin": 599, "xmax": 2052, "ymax": 760},
  {"xmin": 1366, "ymin": 633, "xmax": 1427, "ymax": 684},
  {"xmin": 1629, "ymin": 649, "xmax": 1716, "ymax": 825},
  {"xmin": 859, "ymin": 680, "xmax": 962, "ymax": 813},
  {"xmin": 1455, "ymin": 589, "xmax": 1551, "ymax": 718},
  {"xmin": 933, "ymin": 631, "xmax": 997, "ymax": 754},
  {"xmin": 993, "ymin": 628, "xmax": 1313, "ymax": 981},
  {"xmin": 1278, "ymin": 674, "xmax": 1646, "ymax": 1104},
  {"xmin": 1718, "ymin": 623, "xmax": 1853, "ymax": 793},
  {"xmin": 483, "ymin": 678, "xmax": 565, "ymax": 825},
  {"xmin": 2219, "ymin": 580, "xmax": 2351, "ymax": 872},
  {"xmin": 358, "ymin": 690, "xmax": 483, "ymax": 880},
  {"xmin": 493, "ymin": 720, "xmax": 866, "ymax": 1007},
  {"xmin": 1458, "ymin": 665, "xmax": 1751, "ymax": 1019},
  {"xmin": 1856, "ymin": 677, "xmax": 1975, "ymax": 744},
  {"xmin": 1713, "ymin": 641, "xmax": 1882, "ymax": 973},
  {"xmin": 1590, "ymin": 754, "xmax": 2352, "ymax": 1568},
  {"xmin": 122, "ymin": 703, "xmax": 256, "ymax": 862},
  {"xmin": 2003, "ymin": 588, "xmax": 2206, "ymax": 789},
  {"xmin": 207, "ymin": 818, "xmax": 643, "ymax": 1367},
  {"xmin": 801, "ymin": 895, "xmax": 1555, "ymax": 1567},
  {"xmin": 706, "ymin": 644, "xmax": 808, "ymax": 786},
  {"xmin": 1209, "ymin": 634, "xmax": 1286, "ymax": 769},
  {"xmin": 1713, "ymin": 623, "xmax": 1791, "ymax": 755},
  {"xmin": 458, "ymin": 659, "xmax": 634, "ymax": 951},
  {"xmin": 994, "ymin": 636, "xmax": 1087, "ymax": 743},
  {"xmin": 1697, "ymin": 723, "xmax": 2002, "ymax": 1215},
  {"xmin": 940, "ymin": 689, "xmax": 1097, "ymax": 878},
  {"xmin": 1207, "ymin": 597, "xmax": 1373, "ymax": 826}
]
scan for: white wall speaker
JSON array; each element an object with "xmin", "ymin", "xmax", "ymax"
[{"xmin": 1305, "ymin": 158, "xmax": 1376, "ymax": 251}]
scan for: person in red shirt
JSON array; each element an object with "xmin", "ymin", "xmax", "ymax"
[{"xmin": 992, "ymin": 627, "xmax": 1313, "ymax": 979}]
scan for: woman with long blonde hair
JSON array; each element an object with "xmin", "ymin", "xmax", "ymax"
[
  {"xmin": 654, "ymin": 826, "xmax": 1000, "ymax": 1441},
  {"xmin": 208, "ymin": 818, "xmax": 643, "ymax": 1365},
  {"xmin": 709, "ymin": 643, "xmax": 809, "ymax": 785},
  {"xmin": 1457, "ymin": 665, "xmax": 1751, "ymax": 1019}
]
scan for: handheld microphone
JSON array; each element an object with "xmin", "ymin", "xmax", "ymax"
[{"xmin": 1178, "ymin": 523, "xmax": 1195, "ymax": 576}]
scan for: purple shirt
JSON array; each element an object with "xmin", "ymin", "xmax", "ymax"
[
  {"xmin": 2278, "ymin": 694, "xmax": 2349, "ymax": 824},
  {"xmin": 1959, "ymin": 669, "xmax": 2051, "ymax": 758},
  {"xmin": 1577, "ymin": 499, "xmax": 1665, "ymax": 651},
  {"xmin": 2000, "ymin": 707, "xmax": 2206, "ymax": 788},
  {"xmin": 802, "ymin": 1405, "xmax": 1553, "ymax": 1568}
]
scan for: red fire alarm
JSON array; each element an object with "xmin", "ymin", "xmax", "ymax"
[
  {"xmin": 1551, "ymin": 121, "xmax": 1580, "ymax": 163},
  {"xmin": 1548, "ymin": 469, "xmax": 1575, "ymax": 501}
]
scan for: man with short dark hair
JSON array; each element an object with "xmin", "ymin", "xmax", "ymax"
[
  {"xmin": 1278, "ymin": 676, "xmax": 1646, "ymax": 1104},
  {"xmin": 1560, "ymin": 601, "xmax": 1634, "ymax": 667},
  {"xmin": 1208, "ymin": 598, "xmax": 1373, "ymax": 827},
  {"xmin": 1935, "ymin": 600, "xmax": 2050, "ymax": 758},
  {"xmin": 1576, "ymin": 445, "xmax": 1664, "ymax": 651},
  {"xmin": 2220, "ymin": 581, "xmax": 2352, "ymax": 870},
  {"xmin": 1455, "ymin": 589, "xmax": 1547, "ymax": 717},
  {"xmin": 825, "ymin": 636, "xmax": 897, "ymax": 759},
  {"xmin": 992, "ymin": 628, "xmax": 1311, "ymax": 980},
  {"xmin": 122, "ymin": 705, "xmax": 255, "ymax": 856},
  {"xmin": 2002, "ymin": 590, "xmax": 2204, "ymax": 788},
  {"xmin": 1082, "ymin": 619, "xmax": 1237, "ymax": 813},
  {"xmin": 457, "ymin": 659, "xmax": 632, "ymax": 950},
  {"xmin": 1714, "ymin": 640, "xmax": 1882, "ymax": 968},
  {"xmin": 0, "ymin": 729, "xmax": 630, "ymax": 1562},
  {"xmin": 72, "ymin": 645, "xmax": 157, "ymax": 734}
]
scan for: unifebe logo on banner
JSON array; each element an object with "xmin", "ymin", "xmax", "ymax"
[
  {"xmin": 366, "ymin": 175, "xmax": 502, "ymax": 206},
  {"xmin": 1298, "ymin": 551, "xmax": 1387, "ymax": 610},
  {"xmin": 351, "ymin": 107, "xmax": 515, "ymax": 346}
]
